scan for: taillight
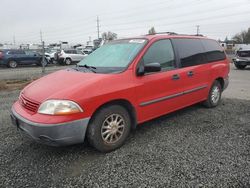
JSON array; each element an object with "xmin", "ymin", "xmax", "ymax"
[{"xmin": 0, "ymin": 52, "xmax": 3, "ymax": 59}]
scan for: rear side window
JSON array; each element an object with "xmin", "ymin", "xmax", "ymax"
[
  {"xmin": 141, "ymin": 39, "xmax": 175, "ymax": 70},
  {"xmin": 64, "ymin": 50, "xmax": 71, "ymax": 54},
  {"xmin": 172, "ymin": 39, "xmax": 206, "ymax": 67},
  {"xmin": 201, "ymin": 39, "xmax": 226, "ymax": 62}
]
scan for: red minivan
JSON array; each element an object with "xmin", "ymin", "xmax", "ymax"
[{"xmin": 11, "ymin": 34, "xmax": 230, "ymax": 152}]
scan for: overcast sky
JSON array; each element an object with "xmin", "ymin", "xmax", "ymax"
[{"xmin": 1, "ymin": 0, "xmax": 250, "ymax": 45}]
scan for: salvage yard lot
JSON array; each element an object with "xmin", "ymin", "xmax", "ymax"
[{"xmin": 0, "ymin": 65, "xmax": 250, "ymax": 187}]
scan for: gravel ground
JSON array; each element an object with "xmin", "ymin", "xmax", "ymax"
[
  {"xmin": 0, "ymin": 64, "xmax": 74, "ymax": 80},
  {"xmin": 0, "ymin": 90, "xmax": 250, "ymax": 187}
]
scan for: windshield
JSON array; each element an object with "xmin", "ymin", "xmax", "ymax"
[
  {"xmin": 237, "ymin": 50, "xmax": 250, "ymax": 57},
  {"xmin": 78, "ymin": 39, "xmax": 147, "ymax": 73}
]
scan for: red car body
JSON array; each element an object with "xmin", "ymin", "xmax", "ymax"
[{"xmin": 11, "ymin": 34, "xmax": 230, "ymax": 149}]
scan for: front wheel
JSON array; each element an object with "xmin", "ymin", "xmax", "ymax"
[
  {"xmin": 8, "ymin": 60, "xmax": 18, "ymax": 68},
  {"xmin": 65, "ymin": 58, "xmax": 72, "ymax": 65},
  {"xmin": 37, "ymin": 59, "xmax": 48, "ymax": 67},
  {"xmin": 87, "ymin": 105, "xmax": 131, "ymax": 153},
  {"xmin": 203, "ymin": 80, "xmax": 222, "ymax": 108}
]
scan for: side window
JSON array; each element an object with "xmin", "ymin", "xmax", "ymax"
[
  {"xmin": 172, "ymin": 39, "xmax": 206, "ymax": 67},
  {"xmin": 201, "ymin": 39, "xmax": 226, "ymax": 62},
  {"xmin": 141, "ymin": 39, "xmax": 175, "ymax": 70},
  {"xmin": 25, "ymin": 51, "xmax": 33, "ymax": 55}
]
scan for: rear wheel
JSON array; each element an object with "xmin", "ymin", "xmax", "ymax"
[
  {"xmin": 8, "ymin": 60, "xmax": 17, "ymax": 68},
  {"xmin": 87, "ymin": 105, "xmax": 131, "ymax": 153},
  {"xmin": 37, "ymin": 59, "xmax": 48, "ymax": 67},
  {"xmin": 235, "ymin": 64, "xmax": 246, "ymax": 70},
  {"xmin": 203, "ymin": 80, "xmax": 222, "ymax": 108},
  {"xmin": 65, "ymin": 58, "xmax": 72, "ymax": 65}
]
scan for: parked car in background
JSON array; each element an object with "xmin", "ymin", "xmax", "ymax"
[
  {"xmin": 11, "ymin": 34, "xmax": 229, "ymax": 152},
  {"xmin": 57, "ymin": 49, "xmax": 87, "ymax": 65},
  {"xmin": 45, "ymin": 49, "xmax": 59, "ymax": 64},
  {"xmin": 83, "ymin": 45, "xmax": 94, "ymax": 54},
  {"xmin": 233, "ymin": 49, "xmax": 250, "ymax": 69},
  {"xmin": 0, "ymin": 49, "xmax": 48, "ymax": 68}
]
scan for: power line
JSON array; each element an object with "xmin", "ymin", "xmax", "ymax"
[
  {"xmin": 101, "ymin": 2, "xmax": 250, "ymax": 29},
  {"xmin": 12, "ymin": 0, "xmax": 248, "ymax": 42}
]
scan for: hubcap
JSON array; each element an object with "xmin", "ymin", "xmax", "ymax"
[
  {"xmin": 65, "ymin": 59, "xmax": 71, "ymax": 65},
  {"xmin": 211, "ymin": 86, "xmax": 220, "ymax": 104},
  {"xmin": 101, "ymin": 114, "xmax": 125, "ymax": 144},
  {"xmin": 10, "ymin": 61, "xmax": 17, "ymax": 68}
]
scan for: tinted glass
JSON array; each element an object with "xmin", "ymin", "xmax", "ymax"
[
  {"xmin": 142, "ymin": 39, "xmax": 175, "ymax": 70},
  {"xmin": 237, "ymin": 50, "xmax": 250, "ymax": 57},
  {"xmin": 72, "ymin": 50, "xmax": 77, "ymax": 54},
  {"xmin": 172, "ymin": 38, "xmax": 206, "ymax": 67},
  {"xmin": 201, "ymin": 39, "xmax": 226, "ymax": 62},
  {"xmin": 8, "ymin": 50, "xmax": 25, "ymax": 55},
  {"xmin": 64, "ymin": 50, "xmax": 71, "ymax": 54},
  {"xmin": 25, "ymin": 51, "xmax": 35, "ymax": 55}
]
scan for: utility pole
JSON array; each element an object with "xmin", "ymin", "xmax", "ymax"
[
  {"xmin": 40, "ymin": 30, "xmax": 45, "ymax": 74},
  {"xmin": 13, "ymin": 35, "xmax": 16, "ymax": 48},
  {"xmin": 196, "ymin": 25, "xmax": 200, "ymax": 35},
  {"xmin": 97, "ymin": 16, "xmax": 100, "ymax": 39}
]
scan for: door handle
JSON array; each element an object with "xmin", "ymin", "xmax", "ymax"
[
  {"xmin": 187, "ymin": 71, "xmax": 194, "ymax": 77},
  {"xmin": 172, "ymin": 74, "xmax": 180, "ymax": 80}
]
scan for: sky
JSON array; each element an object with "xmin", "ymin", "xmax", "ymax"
[{"xmin": 0, "ymin": 0, "xmax": 250, "ymax": 45}]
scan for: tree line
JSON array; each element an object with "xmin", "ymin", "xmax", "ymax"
[{"xmin": 232, "ymin": 27, "xmax": 250, "ymax": 44}]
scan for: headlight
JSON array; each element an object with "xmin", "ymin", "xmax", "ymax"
[
  {"xmin": 236, "ymin": 58, "xmax": 246, "ymax": 62},
  {"xmin": 38, "ymin": 100, "xmax": 83, "ymax": 115}
]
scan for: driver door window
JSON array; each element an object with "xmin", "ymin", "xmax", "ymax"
[{"xmin": 142, "ymin": 39, "xmax": 175, "ymax": 71}]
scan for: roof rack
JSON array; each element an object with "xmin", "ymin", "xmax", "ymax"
[
  {"xmin": 146, "ymin": 32, "xmax": 178, "ymax": 35},
  {"xmin": 146, "ymin": 32, "xmax": 204, "ymax": 37}
]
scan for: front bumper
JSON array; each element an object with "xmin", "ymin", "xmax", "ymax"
[
  {"xmin": 233, "ymin": 60, "xmax": 250, "ymax": 66},
  {"xmin": 11, "ymin": 108, "xmax": 90, "ymax": 146}
]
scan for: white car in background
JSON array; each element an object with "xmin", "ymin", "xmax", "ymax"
[
  {"xmin": 45, "ymin": 49, "xmax": 59, "ymax": 64},
  {"xmin": 57, "ymin": 49, "xmax": 87, "ymax": 65}
]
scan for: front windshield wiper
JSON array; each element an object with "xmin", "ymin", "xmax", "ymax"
[{"xmin": 75, "ymin": 64, "xmax": 97, "ymax": 73}]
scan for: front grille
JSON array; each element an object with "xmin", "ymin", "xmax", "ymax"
[{"xmin": 19, "ymin": 94, "xmax": 40, "ymax": 113}]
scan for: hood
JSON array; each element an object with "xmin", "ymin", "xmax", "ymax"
[
  {"xmin": 22, "ymin": 69, "xmax": 109, "ymax": 103},
  {"xmin": 236, "ymin": 56, "xmax": 250, "ymax": 61}
]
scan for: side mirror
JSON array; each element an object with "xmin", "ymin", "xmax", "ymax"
[{"xmin": 137, "ymin": 62, "xmax": 161, "ymax": 76}]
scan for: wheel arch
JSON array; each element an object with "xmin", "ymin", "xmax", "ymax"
[
  {"xmin": 215, "ymin": 77, "xmax": 224, "ymax": 89},
  {"xmin": 90, "ymin": 99, "xmax": 138, "ymax": 130}
]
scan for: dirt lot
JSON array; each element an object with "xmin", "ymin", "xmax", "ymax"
[
  {"xmin": 0, "ymin": 64, "xmax": 74, "ymax": 80},
  {"xmin": 0, "ymin": 65, "xmax": 249, "ymax": 187}
]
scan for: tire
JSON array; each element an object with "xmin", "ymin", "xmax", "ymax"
[
  {"xmin": 235, "ymin": 64, "xmax": 246, "ymax": 70},
  {"xmin": 65, "ymin": 58, "xmax": 72, "ymax": 65},
  {"xmin": 87, "ymin": 105, "xmax": 131, "ymax": 153},
  {"xmin": 50, "ymin": 58, "xmax": 57, "ymax": 64},
  {"xmin": 8, "ymin": 60, "xmax": 18, "ymax": 68},
  {"xmin": 37, "ymin": 59, "xmax": 48, "ymax": 67},
  {"xmin": 203, "ymin": 80, "xmax": 222, "ymax": 108}
]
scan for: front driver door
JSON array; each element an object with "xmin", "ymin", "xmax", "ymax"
[{"xmin": 135, "ymin": 39, "xmax": 186, "ymax": 123}]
